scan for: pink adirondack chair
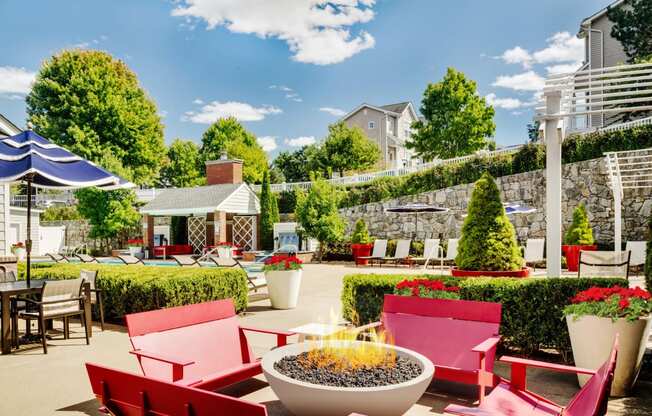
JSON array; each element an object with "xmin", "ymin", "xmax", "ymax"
[
  {"xmin": 125, "ymin": 299, "xmax": 294, "ymax": 392},
  {"xmin": 86, "ymin": 363, "xmax": 268, "ymax": 416},
  {"xmin": 360, "ymin": 294, "xmax": 502, "ymax": 402},
  {"xmin": 445, "ymin": 337, "xmax": 618, "ymax": 416}
]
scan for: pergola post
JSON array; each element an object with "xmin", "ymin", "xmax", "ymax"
[
  {"xmin": 614, "ymin": 187, "xmax": 622, "ymax": 254},
  {"xmin": 544, "ymin": 91, "xmax": 563, "ymax": 278},
  {"xmin": 142, "ymin": 214, "xmax": 154, "ymax": 258}
]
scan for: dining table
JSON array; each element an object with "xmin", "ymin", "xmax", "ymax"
[{"xmin": 0, "ymin": 280, "xmax": 92, "ymax": 354}]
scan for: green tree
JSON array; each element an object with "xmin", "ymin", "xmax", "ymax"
[
  {"xmin": 200, "ymin": 117, "xmax": 268, "ymax": 184},
  {"xmin": 321, "ymin": 122, "xmax": 380, "ymax": 177},
  {"xmin": 274, "ymin": 147, "xmax": 312, "ymax": 182},
  {"xmin": 607, "ymin": 0, "xmax": 652, "ymax": 62},
  {"xmin": 456, "ymin": 172, "xmax": 523, "ymax": 271},
  {"xmin": 527, "ymin": 121, "xmax": 541, "ymax": 142},
  {"xmin": 26, "ymin": 49, "xmax": 165, "ymax": 186},
  {"xmin": 160, "ymin": 139, "xmax": 204, "ymax": 187},
  {"xmin": 564, "ymin": 204, "xmax": 594, "ymax": 245},
  {"xmin": 409, "ymin": 68, "xmax": 496, "ymax": 160},
  {"xmin": 294, "ymin": 175, "xmax": 345, "ymax": 261},
  {"xmin": 259, "ymin": 170, "xmax": 280, "ymax": 250},
  {"xmin": 40, "ymin": 206, "xmax": 83, "ymax": 222}
]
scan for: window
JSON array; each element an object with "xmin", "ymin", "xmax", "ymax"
[{"xmin": 368, "ymin": 121, "xmax": 375, "ymax": 129}]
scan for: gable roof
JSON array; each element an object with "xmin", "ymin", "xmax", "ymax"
[
  {"xmin": 579, "ymin": 0, "xmax": 624, "ymax": 32},
  {"xmin": 342, "ymin": 101, "xmax": 418, "ymax": 122},
  {"xmin": 0, "ymin": 113, "xmax": 22, "ymax": 138},
  {"xmin": 140, "ymin": 183, "xmax": 260, "ymax": 216},
  {"xmin": 380, "ymin": 102, "xmax": 410, "ymax": 114}
]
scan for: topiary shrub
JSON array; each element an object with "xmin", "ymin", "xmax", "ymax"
[
  {"xmin": 350, "ymin": 219, "xmax": 372, "ymax": 244},
  {"xmin": 455, "ymin": 172, "xmax": 523, "ymax": 271},
  {"xmin": 564, "ymin": 203, "xmax": 594, "ymax": 245}
]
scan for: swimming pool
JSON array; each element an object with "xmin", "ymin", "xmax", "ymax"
[{"xmin": 35, "ymin": 258, "xmax": 265, "ymax": 273}]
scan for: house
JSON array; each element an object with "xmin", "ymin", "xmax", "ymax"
[
  {"xmin": 140, "ymin": 157, "xmax": 261, "ymax": 255},
  {"xmin": 341, "ymin": 102, "xmax": 420, "ymax": 169},
  {"xmin": 578, "ymin": 0, "xmax": 629, "ymax": 71}
]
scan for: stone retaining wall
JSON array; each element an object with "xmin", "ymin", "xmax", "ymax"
[{"xmin": 340, "ymin": 158, "xmax": 652, "ymax": 244}]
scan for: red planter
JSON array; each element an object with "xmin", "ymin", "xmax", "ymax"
[
  {"xmin": 451, "ymin": 267, "xmax": 531, "ymax": 278},
  {"xmin": 351, "ymin": 243, "xmax": 373, "ymax": 266},
  {"xmin": 562, "ymin": 244, "xmax": 597, "ymax": 272}
]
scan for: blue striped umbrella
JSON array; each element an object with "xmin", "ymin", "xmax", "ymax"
[{"xmin": 0, "ymin": 130, "xmax": 133, "ymax": 285}]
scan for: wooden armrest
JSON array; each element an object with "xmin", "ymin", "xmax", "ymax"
[
  {"xmin": 130, "ymin": 349, "xmax": 195, "ymax": 382},
  {"xmin": 500, "ymin": 355, "xmax": 595, "ymax": 391},
  {"xmin": 472, "ymin": 336, "xmax": 501, "ymax": 354},
  {"xmin": 240, "ymin": 326, "xmax": 295, "ymax": 347}
]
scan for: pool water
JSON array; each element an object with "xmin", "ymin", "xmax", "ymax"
[{"xmin": 35, "ymin": 258, "xmax": 264, "ymax": 273}]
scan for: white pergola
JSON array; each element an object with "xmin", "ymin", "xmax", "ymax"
[{"xmin": 539, "ymin": 62, "xmax": 652, "ymax": 277}]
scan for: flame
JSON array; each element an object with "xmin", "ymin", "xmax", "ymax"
[{"xmin": 301, "ymin": 309, "xmax": 396, "ymax": 372}]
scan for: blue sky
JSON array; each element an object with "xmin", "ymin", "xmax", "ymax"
[{"xmin": 0, "ymin": 0, "xmax": 613, "ymax": 158}]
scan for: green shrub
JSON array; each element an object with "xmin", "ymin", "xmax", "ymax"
[
  {"xmin": 350, "ymin": 219, "xmax": 372, "ymax": 244},
  {"xmin": 20, "ymin": 263, "xmax": 248, "ymax": 320},
  {"xmin": 564, "ymin": 203, "xmax": 594, "ymax": 245},
  {"xmin": 456, "ymin": 172, "xmax": 523, "ymax": 271},
  {"xmin": 512, "ymin": 143, "xmax": 545, "ymax": 173},
  {"xmin": 341, "ymin": 274, "xmax": 626, "ymax": 359},
  {"xmin": 322, "ymin": 241, "xmax": 353, "ymax": 261}
]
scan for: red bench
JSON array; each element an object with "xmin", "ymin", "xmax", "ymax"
[
  {"xmin": 153, "ymin": 244, "xmax": 193, "ymax": 258},
  {"xmin": 445, "ymin": 338, "xmax": 618, "ymax": 416},
  {"xmin": 125, "ymin": 299, "xmax": 293, "ymax": 391},
  {"xmin": 361, "ymin": 294, "xmax": 501, "ymax": 402},
  {"xmin": 86, "ymin": 363, "xmax": 267, "ymax": 415}
]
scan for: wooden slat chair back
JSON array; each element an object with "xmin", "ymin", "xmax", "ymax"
[
  {"xmin": 578, "ymin": 250, "xmax": 631, "ymax": 279},
  {"xmin": 86, "ymin": 363, "xmax": 268, "ymax": 416}
]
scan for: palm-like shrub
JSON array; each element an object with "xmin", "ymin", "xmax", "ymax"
[
  {"xmin": 351, "ymin": 219, "xmax": 372, "ymax": 244},
  {"xmin": 455, "ymin": 172, "xmax": 523, "ymax": 271},
  {"xmin": 564, "ymin": 204, "xmax": 594, "ymax": 245}
]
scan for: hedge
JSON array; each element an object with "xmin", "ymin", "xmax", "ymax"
[
  {"xmin": 278, "ymin": 125, "xmax": 652, "ymax": 213},
  {"xmin": 19, "ymin": 263, "xmax": 249, "ymax": 320},
  {"xmin": 341, "ymin": 274, "xmax": 627, "ymax": 360}
]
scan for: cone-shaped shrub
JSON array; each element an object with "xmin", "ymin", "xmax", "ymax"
[
  {"xmin": 351, "ymin": 219, "xmax": 372, "ymax": 244},
  {"xmin": 563, "ymin": 203, "xmax": 594, "ymax": 245},
  {"xmin": 260, "ymin": 170, "xmax": 279, "ymax": 250},
  {"xmin": 456, "ymin": 172, "xmax": 523, "ymax": 271}
]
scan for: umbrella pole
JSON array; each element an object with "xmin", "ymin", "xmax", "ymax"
[{"xmin": 26, "ymin": 177, "xmax": 32, "ymax": 287}]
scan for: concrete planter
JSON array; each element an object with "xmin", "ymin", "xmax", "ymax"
[
  {"xmin": 12, "ymin": 247, "xmax": 26, "ymax": 261},
  {"xmin": 265, "ymin": 269, "xmax": 302, "ymax": 309},
  {"xmin": 566, "ymin": 315, "xmax": 651, "ymax": 396},
  {"xmin": 262, "ymin": 341, "xmax": 434, "ymax": 416}
]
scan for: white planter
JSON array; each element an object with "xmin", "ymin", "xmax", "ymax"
[
  {"xmin": 12, "ymin": 248, "xmax": 26, "ymax": 261},
  {"xmin": 566, "ymin": 315, "xmax": 651, "ymax": 396},
  {"xmin": 265, "ymin": 269, "xmax": 302, "ymax": 309},
  {"xmin": 217, "ymin": 246, "xmax": 232, "ymax": 258},
  {"xmin": 262, "ymin": 341, "xmax": 434, "ymax": 416}
]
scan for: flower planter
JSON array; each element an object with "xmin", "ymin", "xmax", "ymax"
[
  {"xmin": 566, "ymin": 315, "xmax": 651, "ymax": 396},
  {"xmin": 12, "ymin": 247, "xmax": 26, "ymax": 261},
  {"xmin": 216, "ymin": 246, "xmax": 233, "ymax": 258},
  {"xmin": 451, "ymin": 267, "xmax": 530, "ymax": 278},
  {"xmin": 562, "ymin": 244, "xmax": 597, "ymax": 272},
  {"xmin": 351, "ymin": 243, "xmax": 373, "ymax": 266},
  {"xmin": 265, "ymin": 269, "xmax": 302, "ymax": 309}
]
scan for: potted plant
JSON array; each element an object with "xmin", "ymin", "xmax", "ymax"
[
  {"xmin": 564, "ymin": 285, "xmax": 652, "ymax": 396},
  {"xmin": 452, "ymin": 172, "xmax": 528, "ymax": 277},
  {"xmin": 562, "ymin": 204, "xmax": 597, "ymax": 272},
  {"xmin": 11, "ymin": 242, "xmax": 26, "ymax": 261},
  {"xmin": 350, "ymin": 219, "xmax": 373, "ymax": 265},
  {"xmin": 395, "ymin": 279, "xmax": 461, "ymax": 300},
  {"xmin": 216, "ymin": 241, "xmax": 235, "ymax": 258},
  {"xmin": 263, "ymin": 255, "xmax": 303, "ymax": 309},
  {"xmin": 127, "ymin": 238, "xmax": 143, "ymax": 257}
]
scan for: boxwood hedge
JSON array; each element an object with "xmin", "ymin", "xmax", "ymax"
[
  {"xmin": 341, "ymin": 274, "xmax": 627, "ymax": 360},
  {"xmin": 20, "ymin": 263, "xmax": 249, "ymax": 321}
]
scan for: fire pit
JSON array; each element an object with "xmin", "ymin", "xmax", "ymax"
[{"xmin": 262, "ymin": 341, "xmax": 434, "ymax": 416}]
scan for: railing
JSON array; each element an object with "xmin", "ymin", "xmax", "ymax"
[{"xmin": 10, "ymin": 193, "xmax": 76, "ymax": 208}]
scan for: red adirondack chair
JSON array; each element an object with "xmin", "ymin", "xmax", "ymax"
[
  {"xmin": 445, "ymin": 337, "xmax": 618, "ymax": 416},
  {"xmin": 359, "ymin": 294, "xmax": 502, "ymax": 402},
  {"xmin": 125, "ymin": 299, "xmax": 294, "ymax": 391},
  {"xmin": 86, "ymin": 363, "xmax": 268, "ymax": 416}
]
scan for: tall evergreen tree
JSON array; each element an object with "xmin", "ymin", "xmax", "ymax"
[{"xmin": 259, "ymin": 170, "xmax": 279, "ymax": 250}]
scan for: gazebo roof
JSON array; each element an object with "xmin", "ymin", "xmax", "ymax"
[{"xmin": 140, "ymin": 183, "xmax": 260, "ymax": 216}]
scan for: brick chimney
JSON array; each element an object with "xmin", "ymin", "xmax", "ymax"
[{"xmin": 205, "ymin": 154, "xmax": 243, "ymax": 185}]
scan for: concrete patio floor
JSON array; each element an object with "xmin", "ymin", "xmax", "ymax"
[{"xmin": 0, "ymin": 263, "xmax": 650, "ymax": 415}]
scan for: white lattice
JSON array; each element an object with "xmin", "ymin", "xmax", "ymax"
[
  {"xmin": 233, "ymin": 216, "xmax": 256, "ymax": 251},
  {"xmin": 187, "ymin": 216, "xmax": 206, "ymax": 254}
]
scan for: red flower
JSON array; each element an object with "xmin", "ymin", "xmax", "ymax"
[{"xmin": 618, "ymin": 297, "xmax": 630, "ymax": 310}]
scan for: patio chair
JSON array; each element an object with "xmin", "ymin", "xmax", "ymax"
[
  {"xmin": 46, "ymin": 253, "xmax": 69, "ymax": 263},
  {"xmin": 445, "ymin": 337, "xmax": 618, "ymax": 416},
  {"xmin": 578, "ymin": 250, "xmax": 631, "ymax": 279},
  {"xmin": 12, "ymin": 277, "xmax": 89, "ymax": 354},
  {"xmin": 356, "ymin": 294, "xmax": 501, "ymax": 403},
  {"xmin": 410, "ymin": 238, "xmax": 442, "ymax": 269},
  {"xmin": 357, "ymin": 239, "xmax": 387, "ymax": 267},
  {"xmin": 625, "ymin": 241, "xmax": 646, "ymax": 269},
  {"xmin": 522, "ymin": 238, "xmax": 545, "ymax": 271},
  {"xmin": 171, "ymin": 255, "xmax": 201, "ymax": 267},
  {"xmin": 81, "ymin": 270, "xmax": 104, "ymax": 331},
  {"xmin": 438, "ymin": 238, "xmax": 459, "ymax": 271},
  {"xmin": 125, "ymin": 299, "xmax": 294, "ymax": 391},
  {"xmin": 381, "ymin": 239, "xmax": 412, "ymax": 267},
  {"xmin": 115, "ymin": 254, "xmax": 144, "ymax": 265},
  {"xmin": 85, "ymin": 363, "xmax": 268, "ymax": 416},
  {"xmin": 209, "ymin": 257, "xmax": 266, "ymax": 292},
  {"xmin": 75, "ymin": 253, "xmax": 99, "ymax": 263},
  {"xmin": 0, "ymin": 269, "xmax": 16, "ymax": 283}
]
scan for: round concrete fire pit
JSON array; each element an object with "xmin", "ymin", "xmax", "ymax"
[{"xmin": 262, "ymin": 341, "xmax": 434, "ymax": 416}]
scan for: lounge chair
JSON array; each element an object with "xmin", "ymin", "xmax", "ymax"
[
  {"xmin": 209, "ymin": 257, "xmax": 266, "ymax": 292},
  {"xmin": 46, "ymin": 253, "xmax": 69, "ymax": 263},
  {"xmin": 357, "ymin": 239, "xmax": 387, "ymax": 267},
  {"xmin": 523, "ymin": 238, "xmax": 545, "ymax": 271},
  {"xmin": 115, "ymin": 254, "xmax": 144, "ymax": 265},
  {"xmin": 75, "ymin": 253, "xmax": 99, "ymax": 263},
  {"xmin": 444, "ymin": 238, "xmax": 459, "ymax": 264},
  {"xmin": 578, "ymin": 250, "xmax": 631, "ymax": 279},
  {"xmin": 171, "ymin": 255, "xmax": 201, "ymax": 267},
  {"xmin": 381, "ymin": 239, "xmax": 412, "ymax": 267},
  {"xmin": 410, "ymin": 238, "xmax": 442, "ymax": 269},
  {"xmin": 625, "ymin": 241, "xmax": 646, "ymax": 269}
]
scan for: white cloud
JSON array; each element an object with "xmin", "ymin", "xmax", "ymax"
[
  {"xmin": 532, "ymin": 32, "xmax": 583, "ymax": 65},
  {"xmin": 183, "ymin": 101, "xmax": 282, "ymax": 123},
  {"xmin": 0, "ymin": 66, "xmax": 36, "ymax": 95},
  {"xmin": 171, "ymin": 0, "xmax": 376, "ymax": 65},
  {"xmin": 193, "ymin": 98, "xmax": 204, "ymax": 104},
  {"xmin": 319, "ymin": 107, "xmax": 347, "ymax": 117},
  {"xmin": 485, "ymin": 93, "xmax": 525, "ymax": 110},
  {"xmin": 492, "ymin": 71, "xmax": 545, "ymax": 92},
  {"xmin": 501, "ymin": 46, "xmax": 532, "ymax": 69},
  {"xmin": 270, "ymin": 85, "xmax": 293, "ymax": 92},
  {"xmin": 271, "ymin": 85, "xmax": 303, "ymax": 102},
  {"xmin": 159, "ymin": 110, "xmax": 168, "ymax": 118},
  {"xmin": 284, "ymin": 136, "xmax": 316, "ymax": 147},
  {"xmin": 257, "ymin": 136, "xmax": 278, "ymax": 152}
]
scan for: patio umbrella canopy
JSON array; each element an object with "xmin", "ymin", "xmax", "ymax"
[
  {"xmin": 386, "ymin": 203, "xmax": 449, "ymax": 238},
  {"xmin": 0, "ymin": 130, "xmax": 133, "ymax": 286},
  {"xmin": 503, "ymin": 204, "xmax": 536, "ymax": 215}
]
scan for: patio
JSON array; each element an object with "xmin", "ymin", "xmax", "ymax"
[{"xmin": 0, "ymin": 263, "xmax": 649, "ymax": 416}]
